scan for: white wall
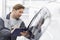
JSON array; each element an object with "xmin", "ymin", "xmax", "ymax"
[{"xmin": 0, "ymin": 0, "xmax": 2, "ymax": 17}]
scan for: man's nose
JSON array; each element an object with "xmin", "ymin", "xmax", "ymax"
[{"xmin": 19, "ymin": 13, "xmax": 21, "ymax": 15}]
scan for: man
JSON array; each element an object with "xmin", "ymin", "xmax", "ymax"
[
  {"xmin": 6, "ymin": 4, "xmax": 26, "ymax": 30},
  {"xmin": 5, "ymin": 4, "xmax": 29, "ymax": 40}
]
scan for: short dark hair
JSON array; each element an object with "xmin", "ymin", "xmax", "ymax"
[{"xmin": 13, "ymin": 4, "xmax": 25, "ymax": 10}]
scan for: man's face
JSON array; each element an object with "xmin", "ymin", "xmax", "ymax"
[{"xmin": 14, "ymin": 9, "xmax": 24, "ymax": 18}]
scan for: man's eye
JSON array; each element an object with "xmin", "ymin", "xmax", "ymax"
[
  {"xmin": 19, "ymin": 11, "xmax": 23, "ymax": 13},
  {"xmin": 11, "ymin": 28, "xmax": 14, "ymax": 30}
]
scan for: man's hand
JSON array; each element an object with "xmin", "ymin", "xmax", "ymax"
[{"xmin": 20, "ymin": 31, "xmax": 30, "ymax": 38}]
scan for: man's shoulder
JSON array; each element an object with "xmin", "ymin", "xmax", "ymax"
[{"xmin": 6, "ymin": 13, "xmax": 11, "ymax": 19}]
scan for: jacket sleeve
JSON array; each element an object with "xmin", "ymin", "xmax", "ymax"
[
  {"xmin": 0, "ymin": 18, "xmax": 5, "ymax": 30},
  {"xmin": 0, "ymin": 18, "xmax": 11, "ymax": 40}
]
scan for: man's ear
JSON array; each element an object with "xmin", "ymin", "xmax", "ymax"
[
  {"xmin": 12, "ymin": 9, "xmax": 17, "ymax": 13},
  {"xmin": 12, "ymin": 9, "xmax": 16, "ymax": 11}
]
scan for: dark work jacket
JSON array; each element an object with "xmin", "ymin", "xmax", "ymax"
[
  {"xmin": 6, "ymin": 13, "xmax": 27, "ymax": 40},
  {"xmin": 6, "ymin": 13, "xmax": 26, "ymax": 29}
]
